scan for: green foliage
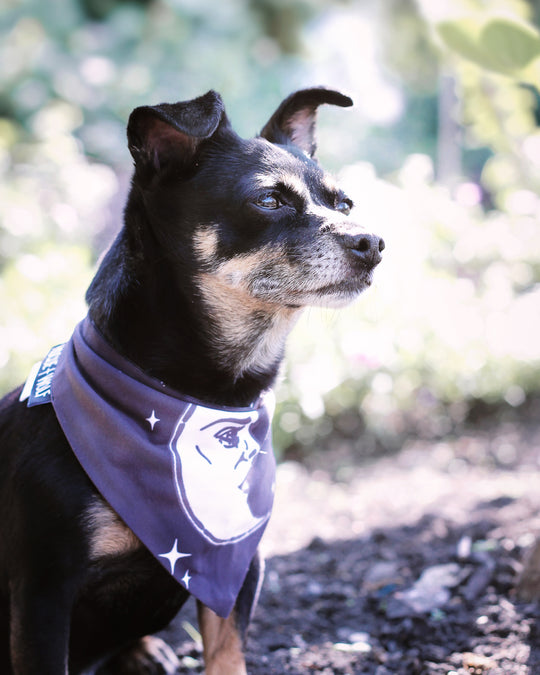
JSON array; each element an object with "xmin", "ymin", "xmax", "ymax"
[
  {"xmin": 0, "ymin": 244, "xmax": 92, "ymax": 392},
  {"xmin": 0, "ymin": 0, "xmax": 320, "ymax": 156}
]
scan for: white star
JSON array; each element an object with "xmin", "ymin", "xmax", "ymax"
[
  {"xmin": 146, "ymin": 410, "xmax": 160, "ymax": 430},
  {"xmin": 158, "ymin": 539, "xmax": 191, "ymax": 575},
  {"xmin": 181, "ymin": 569, "xmax": 192, "ymax": 589}
]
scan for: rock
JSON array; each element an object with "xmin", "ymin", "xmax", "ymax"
[
  {"xmin": 364, "ymin": 560, "xmax": 402, "ymax": 590},
  {"xmin": 462, "ymin": 651, "xmax": 498, "ymax": 670},
  {"xmin": 456, "ymin": 534, "xmax": 472, "ymax": 560},
  {"xmin": 389, "ymin": 563, "xmax": 462, "ymax": 615},
  {"xmin": 462, "ymin": 559, "xmax": 494, "ymax": 602},
  {"xmin": 333, "ymin": 640, "xmax": 372, "ymax": 653}
]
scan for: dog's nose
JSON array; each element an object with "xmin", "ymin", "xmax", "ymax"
[{"xmin": 342, "ymin": 233, "xmax": 385, "ymax": 266}]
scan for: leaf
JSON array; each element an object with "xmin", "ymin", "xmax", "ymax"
[
  {"xmin": 481, "ymin": 17, "xmax": 540, "ymax": 71},
  {"xmin": 437, "ymin": 18, "xmax": 488, "ymax": 69},
  {"xmin": 436, "ymin": 14, "xmax": 540, "ymax": 77}
]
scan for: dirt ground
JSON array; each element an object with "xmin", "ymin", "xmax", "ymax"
[{"xmin": 166, "ymin": 407, "xmax": 540, "ymax": 674}]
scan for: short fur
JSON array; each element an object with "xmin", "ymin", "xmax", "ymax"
[{"xmin": 0, "ymin": 88, "xmax": 384, "ymax": 674}]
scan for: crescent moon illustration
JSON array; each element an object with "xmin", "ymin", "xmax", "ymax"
[{"xmin": 169, "ymin": 404, "xmax": 271, "ymax": 544}]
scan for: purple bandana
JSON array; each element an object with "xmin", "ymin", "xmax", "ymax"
[{"xmin": 21, "ymin": 318, "xmax": 276, "ymax": 618}]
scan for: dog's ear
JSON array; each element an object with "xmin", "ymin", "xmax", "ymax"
[
  {"xmin": 127, "ymin": 90, "xmax": 226, "ymax": 173},
  {"xmin": 260, "ymin": 88, "xmax": 353, "ymax": 158}
]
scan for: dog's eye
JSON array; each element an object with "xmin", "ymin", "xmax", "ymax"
[
  {"xmin": 335, "ymin": 199, "xmax": 352, "ymax": 216},
  {"xmin": 256, "ymin": 193, "xmax": 281, "ymax": 210}
]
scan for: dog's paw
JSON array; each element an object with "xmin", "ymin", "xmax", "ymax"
[{"xmin": 97, "ymin": 636, "xmax": 181, "ymax": 674}]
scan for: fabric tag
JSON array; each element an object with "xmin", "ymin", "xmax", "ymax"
[{"xmin": 24, "ymin": 344, "xmax": 65, "ymax": 407}]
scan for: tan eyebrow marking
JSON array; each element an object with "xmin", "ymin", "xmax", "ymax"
[
  {"xmin": 193, "ymin": 227, "xmax": 219, "ymax": 262},
  {"xmin": 252, "ymin": 172, "xmax": 310, "ymax": 201},
  {"xmin": 323, "ymin": 175, "xmax": 341, "ymax": 194}
]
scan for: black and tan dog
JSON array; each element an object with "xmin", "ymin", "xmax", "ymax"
[{"xmin": 0, "ymin": 88, "xmax": 384, "ymax": 674}]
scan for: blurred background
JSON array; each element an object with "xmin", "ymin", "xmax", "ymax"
[{"xmin": 1, "ymin": 0, "xmax": 540, "ymax": 460}]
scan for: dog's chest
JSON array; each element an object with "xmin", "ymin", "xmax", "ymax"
[
  {"xmin": 84, "ymin": 496, "xmax": 141, "ymax": 560},
  {"xmin": 76, "ymin": 515, "xmax": 189, "ymax": 640}
]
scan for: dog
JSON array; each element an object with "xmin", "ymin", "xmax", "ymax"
[{"xmin": 0, "ymin": 88, "xmax": 384, "ymax": 674}]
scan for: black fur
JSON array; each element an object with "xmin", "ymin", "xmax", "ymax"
[{"xmin": 0, "ymin": 88, "xmax": 383, "ymax": 674}]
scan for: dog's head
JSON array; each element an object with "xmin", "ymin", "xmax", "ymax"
[{"xmin": 125, "ymin": 88, "xmax": 384, "ymax": 312}]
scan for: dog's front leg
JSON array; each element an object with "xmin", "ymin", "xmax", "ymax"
[
  {"xmin": 9, "ymin": 577, "xmax": 75, "ymax": 675},
  {"xmin": 197, "ymin": 605, "xmax": 247, "ymax": 675},
  {"xmin": 197, "ymin": 551, "xmax": 263, "ymax": 675}
]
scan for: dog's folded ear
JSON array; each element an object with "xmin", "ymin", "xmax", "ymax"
[
  {"xmin": 127, "ymin": 90, "xmax": 226, "ymax": 173},
  {"xmin": 260, "ymin": 87, "xmax": 353, "ymax": 158}
]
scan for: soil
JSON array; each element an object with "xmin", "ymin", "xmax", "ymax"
[{"xmin": 165, "ymin": 409, "xmax": 540, "ymax": 674}]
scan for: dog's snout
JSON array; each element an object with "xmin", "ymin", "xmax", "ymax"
[{"xmin": 343, "ymin": 233, "xmax": 385, "ymax": 266}]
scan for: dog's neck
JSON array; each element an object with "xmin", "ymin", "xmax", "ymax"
[
  {"xmin": 87, "ymin": 230, "xmax": 300, "ymax": 408},
  {"xmin": 194, "ymin": 269, "xmax": 301, "ymax": 381}
]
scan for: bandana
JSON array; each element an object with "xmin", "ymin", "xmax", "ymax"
[{"xmin": 21, "ymin": 318, "xmax": 276, "ymax": 618}]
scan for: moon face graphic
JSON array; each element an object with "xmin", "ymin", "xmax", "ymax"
[{"xmin": 169, "ymin": 403, "xmax": 273, "ymax": 544}]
